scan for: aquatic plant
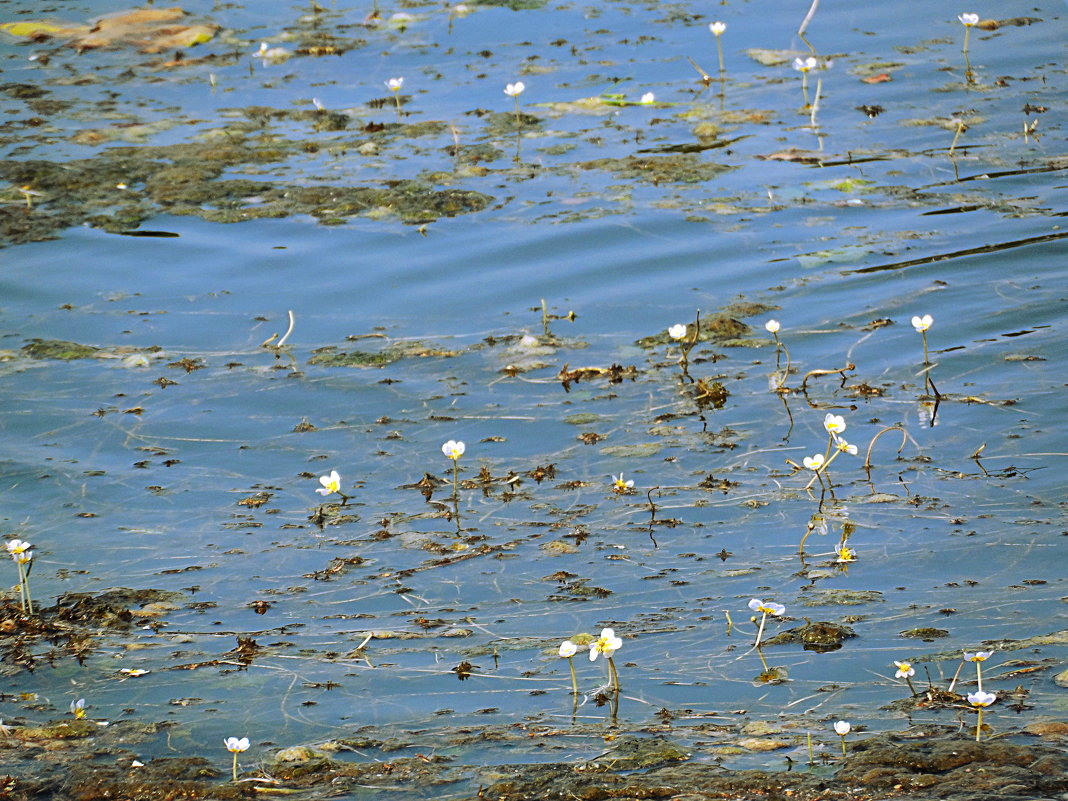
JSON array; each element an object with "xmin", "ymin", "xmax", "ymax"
[
  {"xmin": 589, "ymin": 627, "xmax": 622, "ymax": 690},
  {"xmin": 958, "ymin": 13, "xmax": 979, "ymax": 58},
  {"xmin": 748, "ymin": 599, "xmax": 784, "ymax": 650},
  {"xmin": 911, "ymin": 314, "xmax": 936, "ymax": 395},
  {"xmin": 120, "ymin": 668, "xmax": 149, "ymax": 677},
  {"xmin": 558, "ymin": 640, "xmax": 579, "ymax": 697},
  {"xmin": 667, "ymin": 316, "xmax": 700, "ymax": 379},
  {"xmin": 70, "ymin": 698, "xmax": 86, "ymax": 720},
  {"xmin": 6, "ymin": 539, "xmax": 33, "ymax": 614},
  {"xmin": 964, "ymin": 650, "xmax": 994, "ymax": 693},
  {"xmin": 792, "ymin": 56, "xmax": 818, "ymax": 107},
  {"xmin": 504, "ymin": 81, "xmax": 525, "ymax": 127},
  {"xmin": 708, "ymin": 21, "xmax": 727, "ymax": 73},
  {"xmin": 764, "ymin": 319, "xmax": 790, "ymax": 383},
  {"xmin": 967, "ymin": 690, "xmax": 995, "ymax": 742},
  {"xmin": 315, "ymin": 470, "xmax": 351, "ymax": 505},
  {"xmin": 640, "ymin": 92, "xmax": 655, "ymax": 105},
  {"xmin": 224, "ymin": 736, "xmax": 250, "ymax": 781},
  {"xmin": 833, "ymin": 720, "xmax": 850, "ymax": 756},
  {"xmin": 386, "ymin": 77, "xmax": 404, "ymax": 119},
  {"xmin": 612, "ymin": 474, "xmax": 635, "ymax": 494},
  {"xmin": 253, "ymin": 42, "xmax": 290, "ymax": 65},
  {"xmin": 894, "ymin": 660, "xmax": 918, "ymax": 694},
  {"xmin": 442, "ymin": 440, "xmax": 465, "ymax": 500},
  {"xmin": 834, "ymin": 543, "xmax": 855, "ymax": 563}
]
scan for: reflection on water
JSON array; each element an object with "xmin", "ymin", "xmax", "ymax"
[{"xmin": 0, "ymin": 0, "xmax": 1065, "ymax": 790}]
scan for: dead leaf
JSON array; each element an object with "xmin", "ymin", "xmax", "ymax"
[{"xmin": 861, "ymin": 73, "xmax": 892, "ymax": 84}]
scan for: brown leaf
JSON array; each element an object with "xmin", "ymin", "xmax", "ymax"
[{"xmin": 861, "ymin": 73, "xmax": 892, "ymax": 84}]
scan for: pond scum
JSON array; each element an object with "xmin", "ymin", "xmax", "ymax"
[{"xmin": 1, "ymin": 1, "xmax": 1066, "ymax": 799}]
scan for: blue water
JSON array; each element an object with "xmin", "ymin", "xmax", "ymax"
[{"xmin": 0, "ymin": 0, "xmax": 1065, "ymax": 785}]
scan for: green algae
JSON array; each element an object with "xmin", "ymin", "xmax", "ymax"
[{"xmin": 21, "ymin": 339, "xmax": 100, "ymax": 360}]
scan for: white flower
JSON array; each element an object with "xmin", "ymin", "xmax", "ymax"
[
  {"xmin": 558, "ymin": 640, "xmax": 577, "ymax": 658},
  {"xmin": 504, "ymin": 82, "xmax": 525, "ymax": 97},
  {"xmin": 964, "ymin": 650, "xmax": 993, "ymax": 662},
  {"xmin": 668, "ymin": 323, "xmax": 687, "ymax": 340},
  {"xmin": 386, "ymin": 77, "xmax": 404, "ymax": 92},
  {"xmin": 5, "ymin": 539, "xmax": 30, "ymax": 555},
  {"xmin": 639, "ymin": 92, "xmax": 655, "ymax": 105},
  {"xmin": 958, "ymin": 12, "xmax": 979, "ymax": 26},
  {"xmin": 224, "ymin": 736, "xmax": 251, "ymax": 753},
  {"xmin": 119, "ymin": 668, "xmax": 149, "ymax": 677},
  {"xmin": 254, "ymin": 42, "xmax": 290, "ymax": 63},
  {"xmin": 764, "ymin": 319, "xmax": 780, "ymax": 334},
  {"xmin": 588, "ymin": 627, "xmax": 622, "ymax": 661},
  {"xmin": 70, "ymin": 698, "xmax": 86, "ymax": 719},
  {"xmin": 748, "ymin": 599, "xmax": 785, "ymax": 616},
  {"xmin": 612, "ymin": 474, "xmax": 635, "ymax": 492},
  {"xmin": 709, "ymin": 21, "xmax": 727, "ymax": 36},
  {"xmin": 15, "ymin": 550, "xmax": 31, "ymax": 565},
  {"xmin": 835, "ymin": 438, "xmax": 858, "ymax": 456},
  {"xmin": 802, "ymin": 454, "xmax": 825, "ymax": 471},
  {"xmin": 823, "ymin": 413, "xmax": 846, "ymax": 434},
  {"xmin": 834, "ymin": 720, "xmax": 851, "ymax": 735},
  {"xmin": 835, "ymin": 545, "xmax": 856, "ymax": 563},
  {"xmin": 316, "ymin": 470, "xmax": 341, "ymax": 496},
  {"xmin": 894, "ymin": 660, "xmax": 915, "ymax": 679},
  {"xmin": 911, "ymin": 314, "xmax": 933, "ymax": 332},
  {"xmin": 442, "ymin": 440, "xmax": 465, "ymax": 460},
  {"xmin": 967, "ymin": 691, "xmax": 996, "ymax": 708},
  {"xmin": 793, "ymin": 56, "xmax": 818, "ymax": 73}
]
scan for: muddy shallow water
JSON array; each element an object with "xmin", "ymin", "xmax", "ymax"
[{"xmin": 0, "ymin": 0, "xmax": 1065, "ymax": 796}]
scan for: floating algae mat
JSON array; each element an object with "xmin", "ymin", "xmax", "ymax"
[{"xmin": 0, "ymin": 0, "xmax": 1066, "ymax": 797}]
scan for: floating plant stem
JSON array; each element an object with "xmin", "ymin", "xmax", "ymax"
[
  {"xmin": 799, "ymin": 361, "xmax": 854, "ymax": 393},
  {"xmin": 797, "ymin": 0, "xmax": 819, "ymax": 52},
  {"xmin": 863, "ymin": 424, "xmax": 906, "ymax": 478},
  {"xmin": 687, "ymin": 56, "xmax": 712, "ymax": 88}
]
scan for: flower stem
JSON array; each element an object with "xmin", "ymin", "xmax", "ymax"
[
  {"xmin": 715, "ymin": 37, "xmax": 724, "ymax": 73},
  {"xmin": 232, "ymin": 751, "xmax": 239, "ymax": 782},
  {"xmin": 567, "ymin": 656, "xmax": 578, "ymax": 697},
  {"xmin": 976, "ymin": 661, "xmax": 983, "ymax": 694},
  {"xmin": 607, "ymin": 656, "xmax": 620, "ymax": 692},
  {"xmin": 905, "ymin": 676, "xmax": 917, "ymax": 695},
  {"xmin": 839, "ymin": 734, "xmax": 847, "ymax": 757},
  {"xmin": 975, "ymin": 708, "xmax": 983, "ymax": 742},
  {"xmin": 754, "ymin": 611, "xmax": 767, "ymax": 649}
]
